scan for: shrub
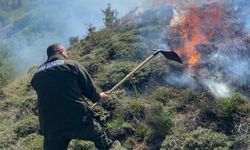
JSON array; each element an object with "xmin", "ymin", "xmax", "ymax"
[
  {"xmin": 135, "ymin": 123, "xmax": 153, "ymax": 141},
  {"xmin": 153, "ymin": 87, "xmax": 171, "ymax": 104},
  {"xmin": 146, "ymin": 102, "xmax": 173, "ymax": 132},
  {"xmin": 161, "ymin": 128, "xmax": 233, "ymax": 150},
  {"xmin": 215, "ymin": 93, "xmax": 248, "ymax": 134},
  {"xmin": 106, "ymin": 119, "xmax": 133, "ymax": 140},
  {"xmin": 178, "ymin": 90, "xmax": 198, "ymax": 105},
  {"xmin": 0, "ymin": 98, "xmax": 20, "ymax": 111},
  {"xmin": 0, "ymin": 67, "xmax": 13, "ymax": 89},
  {"xmin": 146, "ymin": 101, "xmax": 173, "ymax": 149},
  {"xmin": 123, "ymin": 137, "xmax": 136, "ymax": 150},
  {"xmin": 217, "ymin": 93, "xmax": 247, "ymax": 117},
  {"xmin": 16, "ymin": 95, "xmax": 38, "ymax": 120},
  {"xmin": 234, "ymin": 116, "xmax": 250, "ymax": 150},
  {"xmin": 96, "ymin": 61, "xmax": 136, "ymax": 90},
  {"xmin": 198, "ymin": 92, "xmax": 217, "ymax": 114},
  {"xmin": 20, "ymin": 134, "xmax": 43, "ymax": 150},
  {"xmin": 102, "ymin": 3, "xmax": 118, "ymax": 28},
  {"xmin": 123, "ymin": 98, "xmax": 145, "ymax": 120},
  {"xmin": 0, "ymin": 132, "xmax": 17, "ymax": 149},
  {"xmin": 217, "ymin": 99, "xmax": 239, "ymax": 117},
  {"xmin": 14, "ymin": 116, "xmax": 39, "ymax": 137},
  {"xmin": 69, "ymin": 140, "xmax": 97, "ymax": 150}
]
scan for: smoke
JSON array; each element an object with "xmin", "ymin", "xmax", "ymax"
[
  {"xmin": 1, "ymin": 0, "xmax": 143, "ymax": 73},
  {"xmin": 2, "ymin": 0, "xmax": 250, "ymax": 98},
  {"xmin": 202, "ymin": 79, "xmax": 231, "ymax": 98},
  {"xmin": 120, "ymin": 0, "xmax": 250, "ymax": 98}
]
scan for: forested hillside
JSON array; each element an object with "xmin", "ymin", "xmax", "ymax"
[{"xmin": 0, "ymin": 1, "xmax": 250, "ymax": 150}]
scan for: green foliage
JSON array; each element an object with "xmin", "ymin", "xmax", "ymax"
[
  {"xmin": 20, "ymin": 134, "xmax": 43, "ymax": 150},
  {"xmin": 102, "ymin": 3, "xmax": 118, "ymax": 28},
  {"xmin": 0, "ymin": 2, "xmax": 249, "ymax": 150},
  {"xmin": 0, "ymin": 98, "xmax": 20, "ymax": 111},
  {"xmin": 97, "ymin": 61, "xmax": 136, "ymax": 90},
  {"xmin": 16, "ymin": 95, "xmax": 38, "ymax": 120},
  {"xmin": 0, "ymin": 44, "xmax": 15, "ymax": 88},
  {"xmin": 0, "ymin": 133, "xmax": 17, "ymax": 149},
  {"xmin": 198, "ymin": 92, "xmax": 217, "ymax": 114},
  {"xmin": 86, "ymin": 24, "xmax": 100, "ymax": 45},
  {"xmin": 179, "ymin": 90, "xmax": 198, "ymax": 103},
  {"xmin": 70, "ymin": 140, "xmax": 97, "ymax": 150},
  {"xmin": 14, "ymin": 116, "xmax": 39, "ymax": 137},
  {"xmin": 146, "ymin": 101, "xmax": 173, "ymax": 149},
  {"xmin": 0, "ymin": 71, "xmax": 9, "ymax": 88},
  {"xmin": 0, "ymin": 66, "xmax": 13, "ymax": 89},
  {"xmin": 153, "ymin": 87, "xmax": 171, "ymax": 104},
  {"xmin": 217, "ymin": 93, "xmax": 247, "ymax": 117},
  {"xmin": 161, "ymin": 128, "xmax": 233, "ymax": 150},
  {"xmin": 195, "ymin": 93, "xmax": 250, "ymax": 135},
  {"xmin": 95, "ymin": 33, "xmax": 141, "ymax": 61},
  {"xmin": 110, "ymin": 146, "xmax": 127, "ymax": 150},
  {"xmin": 135, "ymin": 123, "xmax": 153, "ymax": 141},
  {"xmin": 217, "ymin": 98, "xmax": 239, "ymax": 117},
  {"xmin": 174, "ymin": 90, "xmax": 198, "ymax": 111},
  {"xmin": 106, "ymin": 118, "xmax": 133, "ymax": 139},
  {"xmin": 122, "ymin": 98, "xmax": 145, "ymax": 120},
  {"xmin": 146, "ymin": 102, "xmax": 172, "ymax": 136},
  {"xmin": 123, "ymin": 137, "xmax": 136, "ymax": 149},
  {"xmin": 234, "ymin": 116, "xmax": 250, "ymax": 150}
]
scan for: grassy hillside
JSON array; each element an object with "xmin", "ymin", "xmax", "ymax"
[
  {"xmin": 0, "ymin": 19, "xmax": 250, "ymax": 150},
  {"xmin": 0, "ymin": 2, "xmax": 250, "ymax": 150}
]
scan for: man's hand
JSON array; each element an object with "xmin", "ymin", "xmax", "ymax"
[{"xmin": 99, "ymin": 92, "xmax": 109, "ymax": 103}]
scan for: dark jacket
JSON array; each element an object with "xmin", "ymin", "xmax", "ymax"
[{"xmin": 31, "ymin": 54, "xmax": 100, "ymax": 134}]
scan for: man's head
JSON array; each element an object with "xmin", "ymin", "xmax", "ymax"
[{"xmin": 47, "ymin": 44, "xmax": 68, "ymax": 58}]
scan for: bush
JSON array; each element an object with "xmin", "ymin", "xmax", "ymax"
[
  {"xmin": 15, "ymin": 95, "xmax": 38, "ymax": 120},
  {"xmin": 146, "ymin": 101, "xmax": 173, "ymax": 149},
  {"xmin": 122, "ymin": 98, "xmax": 145, "ymax": 120},
  {"xmin": 234, "ymin": 116, "xmax": 250, "ymax": 150},
  {"xmin": 20, "ymin": 134, "xmax": 43, "ymax": 150},
  {"xmin": 135, "ymin": 123, "xmax": 152, "ymax": 141},
  {"xmin": 0, "ymin": 133, "xmax": 17, "ymax": 149},
  {"xmin": 96, "ymin": 61, "xmax": 136, "ymax": 90},
  {"xmin": 14, "ymin": 116, "xmax": 39, "ymax": 137},
  {"xmin": 0, "ymin": 67, "xmax": 13, "ymax": 89},
  {"xmin": 106, "ymin": 119, "xmax": 133, "ymax": 140},
  {"xmin": 217, "ymin": 93, "xmax": 247, "ymax": 117},
  {"xmin": 198, "ymin": 92, "xmax": 217, "ymax": 114},
  {"xmin": 70, "ymin": 140, "xmax": 97, "ymax": 150},
  {"xmin": 215, "ymin": 93, "xmax": 248, "ymax": 134},
  {"xmin": 102, "ymin": 3, "xmax": 118, "ymax": 28},
  {"xmin": 161, "ymin": 128, "xmax": 233, "ymax": 150},
  {"xmin": 123, "ymin": 137, "xmax": 136, "ymax": 149},
  {"xmin": 153, "ymin": 87, "xmax": 171, "ymax": 104},
  {"xmin": 178, "ymin": 90, "xmax": 198, "ymax": 105}
]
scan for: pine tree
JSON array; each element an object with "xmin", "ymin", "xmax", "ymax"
[{"xmin": 102, "ymin": 3, "xmax": 118, "ymax": 28}]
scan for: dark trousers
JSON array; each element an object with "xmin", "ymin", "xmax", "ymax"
[{"xmin": 43, "ymin": 120, "xmax": 112, "ymax": 150}]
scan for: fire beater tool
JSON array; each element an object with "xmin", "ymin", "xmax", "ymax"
[{"xmin": 91, "ymin": 49, "xmax": 183, "ymax": 108}]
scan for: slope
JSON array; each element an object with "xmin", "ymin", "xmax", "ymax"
[{"xmin": 0, "ymin": 2, "xmax": 250, "ymax": 150}]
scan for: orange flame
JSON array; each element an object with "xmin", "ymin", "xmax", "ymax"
[
  {"xmin": 176, "ymin": 7, "xmax": 208, "ymax": 67},
  {"xmin": 172, "ymin": 3, "xmax": 226, "ymax": 68}
]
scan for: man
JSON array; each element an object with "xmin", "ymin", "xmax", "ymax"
[{"xmin": 31, "ymin": 44, "xmax": 113, "ymax": 150}]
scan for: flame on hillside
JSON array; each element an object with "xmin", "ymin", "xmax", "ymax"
[{"xmin": 169, "ymin": 2, "xmax": 227, "ymax": 68}]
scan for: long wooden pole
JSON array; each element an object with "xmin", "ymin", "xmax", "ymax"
[{"xmin": 91, "ymin": 54, "xmax": 155, "ymax": 109}]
